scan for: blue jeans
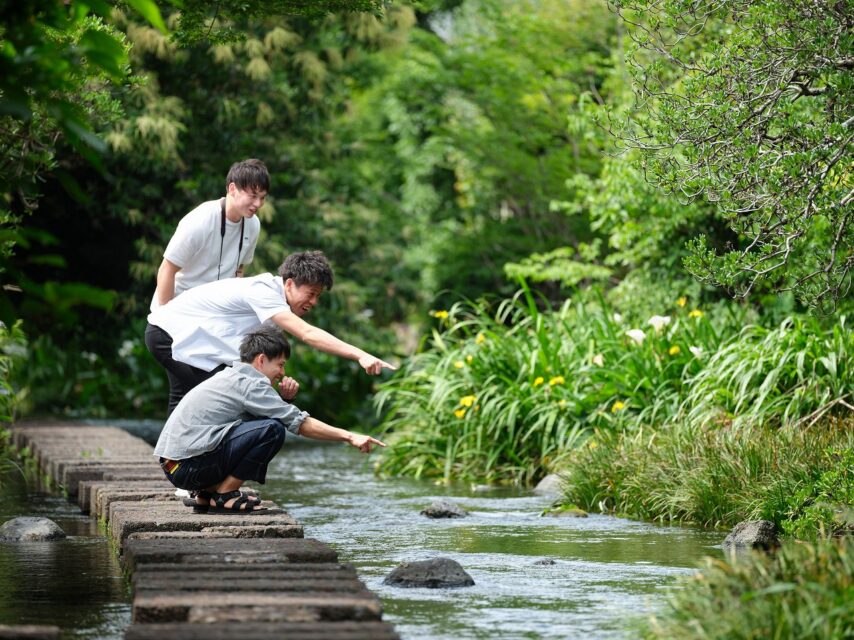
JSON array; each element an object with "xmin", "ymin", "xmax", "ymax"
[{"xmin": 163, "ymin": 418, "xmax": 286, "ymax": 491}]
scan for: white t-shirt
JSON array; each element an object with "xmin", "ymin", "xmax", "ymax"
[
  {"xmin": 147, "ymin": 273, "xmax": 290, "ymax": 371},
  {"xmin": 150, "ymin": 199, "xmax": 261, "ymax": 311}
]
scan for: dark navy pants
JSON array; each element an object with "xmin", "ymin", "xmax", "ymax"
[
  {"xmin": 144, "ymin": 322, "xmax": 226, "ymax": 416},
  {"xmin": 162, "ymin": 418, "xmax": 286, "ymax": 491}
]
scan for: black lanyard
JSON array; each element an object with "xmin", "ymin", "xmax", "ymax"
[{"xmin": 217, "ymin": 198, "xmax": 245, "ymax": 280}]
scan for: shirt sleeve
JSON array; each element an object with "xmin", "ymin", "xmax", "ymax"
[
  {"xmin": 245, "ymin": 277, "xmax": 290, "ymax": 324},
  {"xmin": 243, "ymin": 379, "xmax": 308, "ymax": 435},
  {"xmin": 163, "ymin": 214, "xmax": 206, "ymax": 268}
]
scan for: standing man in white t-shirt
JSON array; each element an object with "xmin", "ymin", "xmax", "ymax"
[{"xmin": 150, "ymin": 158, "xmax": 268, "ymax": 311}]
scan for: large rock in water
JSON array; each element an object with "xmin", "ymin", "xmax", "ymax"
[
  {"xmin": 533, "ymin": 474, "xmax": 563, "ymax": 496},
  {"xmin": 0, "ymin": 517, "xmax": 66, "ymax": 542},
  {"xmin": 420, "ymin": 500, "xmax": 468, "ymax": 518},
  {"xmin": 722, "ymin": 520, "xmax": 779, "ymax": 551},
  {"xmin": 384, "ymin": 557, "xmax": 475, "ymax": 588}
]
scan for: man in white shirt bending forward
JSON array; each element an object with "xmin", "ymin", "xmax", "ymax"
[{"xmin": 145, "ymin": 250, "xmax": 395, "ymax": 416}]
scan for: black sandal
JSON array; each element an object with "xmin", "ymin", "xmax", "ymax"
[
  {"xmin": 207, "ymin": 489, "xmax": 268, "ymax": 514},
  {"xmin": 190, "ymin": 490, "xmax": 213, "ymax": 514},
  {"xmin": 183, "ymin": 489, "xmax": 258, "ymax": 509}
]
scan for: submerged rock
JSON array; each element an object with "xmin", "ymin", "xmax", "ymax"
[
  {"xmin": 0, "ymin": 517, "xmax": 66, "ymax": 542},
  {"xmin": 420, "ymin": 500, "xmax": 468, "ymax": 518},
  {"xmin": 533, "ymin": 558, "xmax": 557, "ymax": 565},
  {"xmin": 533, "ymin": 474, "xmax": 563, "ymax": 496},
  {"xmin": 384, "ymin": 557, "xmax": 475, "ymax": 588},
  {"xmin": 722, "ymin": 520, "xmax": 779, "ymax": 551}
]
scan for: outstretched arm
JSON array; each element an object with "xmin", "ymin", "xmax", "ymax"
[
  {"xmin": 297, "ymin": 417, "xmax": 386, "ymax": 453},
  {"xmin": 270, "ymin": 310, "xmax": 396, "ymax": 375}
]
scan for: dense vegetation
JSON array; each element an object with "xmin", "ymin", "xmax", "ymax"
[{"xmin": 1, "ymin": 1, "xmax": 851, "ymax": 637}]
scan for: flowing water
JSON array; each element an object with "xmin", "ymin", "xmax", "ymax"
[
  {"xmin": 0, "ymin": 425, "xmax": 723, "ymax": 639},
  {"xmin": 262, "ymin": 438, "xmax": 724, "ymax": 640}
]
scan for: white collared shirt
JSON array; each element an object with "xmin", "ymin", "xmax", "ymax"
[{"xmin": 147, "ymin": 273, "xmax": 289, "ymax": 371}]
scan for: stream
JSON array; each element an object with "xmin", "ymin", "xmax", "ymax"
[{"xmin": 0, "ymin": 424, "xmax": 723, "ymax": 639}]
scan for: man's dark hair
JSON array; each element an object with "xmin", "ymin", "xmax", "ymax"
[
  {"xmin": 278, "ymin": 250, "xmax": 334, "ymax": 291},
  {"xmin": 226, "ymin": 158, "xmax": 269, "ymax": 193},
  {"xmin": 239, "ymin": 326, "xmax": 291, "ymax": 363}
]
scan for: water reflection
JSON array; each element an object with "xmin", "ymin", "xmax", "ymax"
[
  {"xmin": 263, "ymin": 438, "xmax": 722, "ymax": 640},
  {"xmin": 0, "ymin": 471, "xmax": 131, "ymax": 639}
]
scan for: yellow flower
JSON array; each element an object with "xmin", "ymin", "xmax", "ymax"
[
  {"xmin": 588, "ymin": 440, "xmax": 598, "ymax": 450},
  {"xmin": 533, "ymin": 376, "xmax": 544, "ymax": 386},
  {"xmin": 431, "ymin": 310, "xmax": 449, "ymax": 319},
  {"xmin": 466, "ymin": 355, "xmax": 473, "ymax": 364},
  {"xmin": 677, "ymin": 296, "xmax": 687, "ymax": 308},
  {"xmin": 549, "ymin": 375, "xmax": 565, "ymax": 386},
  {"xmin": 558, "ymin": 399, "xmax": 567, "ymax": 408},
  {"xmin": 454, "ymin": 408, "xmax": 466, "ymax": 419},
  {"xmin": 689, "ymin": 309, "xmax": 704, "ymax": 319},
  {"xmin": 668, "ymin": 345, "xmax": 681, "ymax": 356},
  {"xmin": 454, "ymin": 360, "xmax": 465, "ymax": 369},
  {"xmin": 475, "ymin": 332, "xmax": 486, "ymax": 344},
  {"xmin": 611, "ymin": 400, "xmax": 625, "ymax": 413},
  {"xmin": 459, "ymin": 395, "xmax": 477, "ymax": 408}
]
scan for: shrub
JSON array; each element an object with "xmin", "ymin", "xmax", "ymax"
[{"xmin": 644, "ymin": 538, "xmax": 854, "ymax": 639}]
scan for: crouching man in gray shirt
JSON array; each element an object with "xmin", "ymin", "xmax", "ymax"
[{"xmin": 154, "ymin": 325, "xmax": 386, "ymax": 514}]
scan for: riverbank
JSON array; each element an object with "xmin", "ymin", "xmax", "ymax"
[{"xmin": 557, "ymin": 413, "xmax": 854, "ymax": 639}]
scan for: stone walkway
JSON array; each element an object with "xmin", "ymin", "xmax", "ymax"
[{"xmin": 9, "ymin": 420, "xmax": 399, "ymax": 640}]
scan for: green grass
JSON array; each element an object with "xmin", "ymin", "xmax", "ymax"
[
  {"xmin": 643, "ymin": 537, "xmax": 854, "ymax": 639},
  {"xmin": 562, "ymin": 415, "xmax": 854, "ymax": 534}
]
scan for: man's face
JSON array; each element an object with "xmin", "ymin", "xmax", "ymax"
[
  {"xmin": 257, "ymin": 353, "xmax": 286, "ymax": 385},
  {"xmin": 284, "ymin": 280, "xmax": 323, "ymax": 317},
  {"xmin": 228, "ymin": 182, "xmax": 267, "ymax": 218}
]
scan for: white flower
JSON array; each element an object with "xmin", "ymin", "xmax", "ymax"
[
  {"xmin": 689, "ymin": 346, "xmax": 703, "ymax": 358},
  {"xmin": 625, "ymin": 329, "xmax": 646, "ymax": 345},
  {"xmin": 613, "ymin": 313, "xmax": 622, "ymax": 323},
  {"xmin": 592, "ymin": 353, "xmax": 604, "ymax": 366},
  {"xmin": 81, "ymin": 351, "xmax": 98, "ymax": 364},
  {"xmin": 648, "ymin": 315, "xmax": 671, "ymax": 332},
  {"xmin": 118, "ymin": 340, "xmax": 135, "ymax": 359}
]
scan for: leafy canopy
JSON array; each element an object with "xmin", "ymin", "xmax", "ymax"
[{"xmin": 613, "ymin": 0, "xmax": 853, "ymax": 310}]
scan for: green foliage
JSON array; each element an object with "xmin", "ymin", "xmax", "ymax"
[
  {"xmin": 171, "ymin": 0, "xmax": 384, "ymax": 45},
  {"xmin": 563, "ymin": 416, "xmax": 854, "ymax": 533},
  {"xmin": 613, "ymin": 0, "xmax": 854, "ymax": 308},
  {"xmin": 682, "ymin": 316, "xmax": 854, "ymax": 429},
  {"xmin": 339, "ymin": 0, "xmax": 617, "ymax": 302},
  {"xmin": 374, "ymin": 284, "xmax": 743, "ymax": 484},
  {"xmin": 12, "ymin": 322, "xmax": 166, "ymax": 419},
  {"xmin": 643, "ymin": 538, "xmax": 854, "ymax": 639},
  {"xmin": 0, "ymin": 320, "xmax": 27, "ymax": 423}
]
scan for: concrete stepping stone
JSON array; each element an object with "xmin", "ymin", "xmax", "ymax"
[
  {"xmin": 124, "ymin": 621, "xmax": 401, "ymax": 639},
  {"xmin": 78, "ymin": 480, "xmax": 172, "ymax": 514},
  {"xmin": 123, "ymin": 538, "xmax": 336, "ymax": 571},
  {"xmin": 132, "ymin": 591, "xmax": 383, "ymax": 624},
  {"xmin": 110, "ymin": 502, "xmax": 302, "ymax": 545},
  {"xmin": 0, "ymin": 625, "xmax": 61, "ymax": 639}
]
